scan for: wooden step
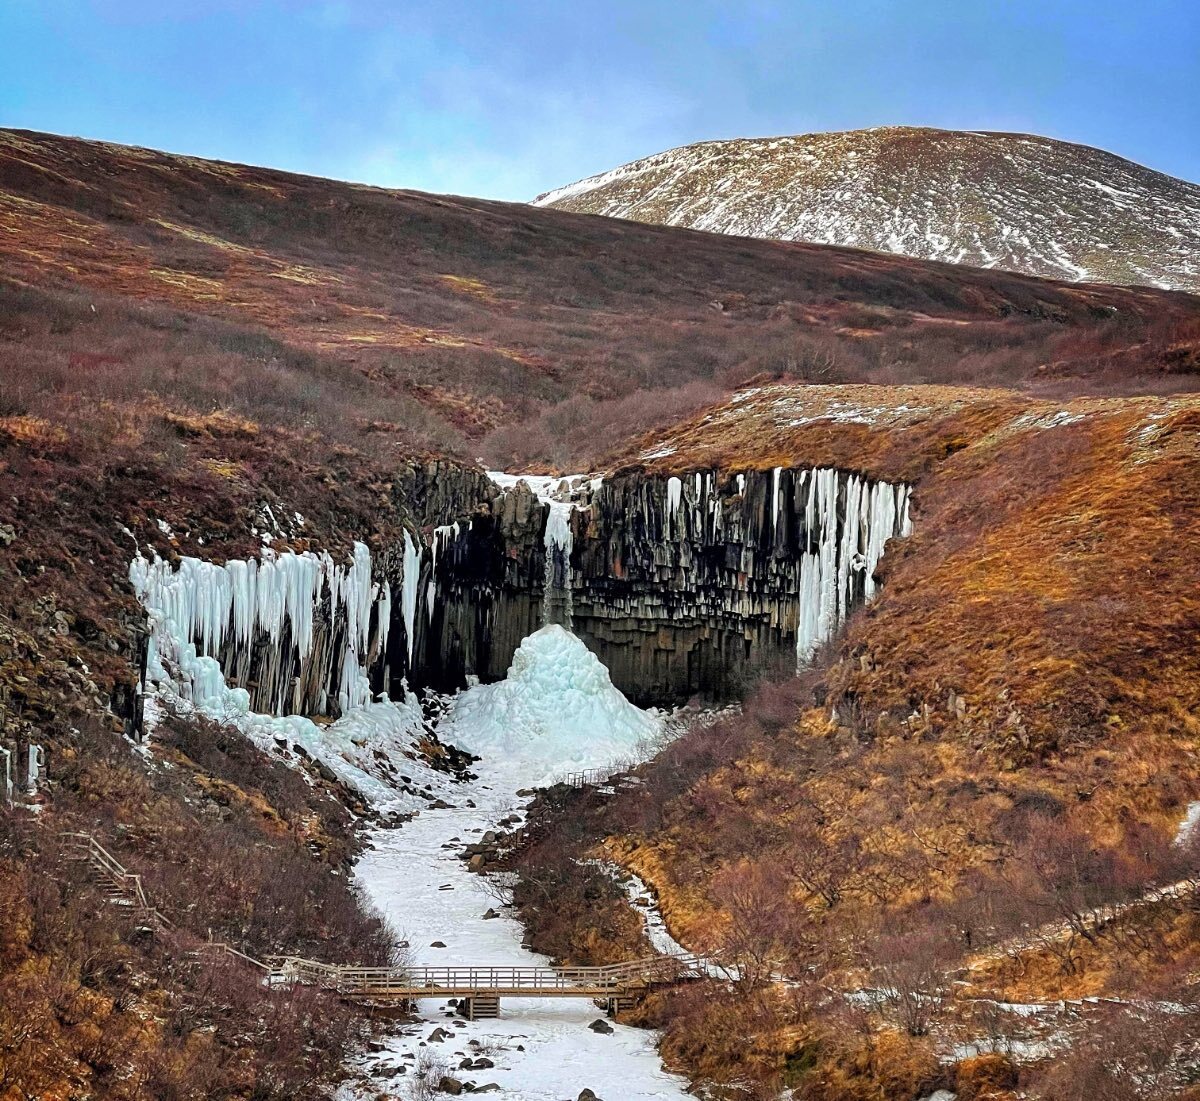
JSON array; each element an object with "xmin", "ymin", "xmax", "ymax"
[{"xmin": 461, "ymin": 993, "xmax": 501, "ymax": 1020}]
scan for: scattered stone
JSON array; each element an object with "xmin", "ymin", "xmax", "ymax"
[
  {"xmin": 481, "ymin": 907, "xmax": 499, "ymax": 919},
  {"xmin": 578, "ymin": 1091, "xmax": 604, "ymax": 1101},
  {"xmin": 430, "ymin": 940, "xmax": 448, "ymax": 948},
  {"xmin": 588, "ymin": 1019, "xmax": 614, "ymax": 1035},
  {"xmin": 0, "ymin": 524, "xmax": 14, "ymax": 546},
  {"xmin": 469, "ymin": 854, "xmax": 486, "ymax": 872},
  {"xmin": 473, "ymin": 1085, "xmax": 501, "ymax": 1094},
  {"xmin": 437, "ymin": 1076, "xmax": 464, "ymax": 1095},
  {"xmin": 428, "ymin": 1027, "xmax": 451, "ymax": 1042}
]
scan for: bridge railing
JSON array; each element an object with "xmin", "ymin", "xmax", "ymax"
[
  {"xmin": 265, "ymin": 951, "xmax": 720, "ymax": 996},
  {"xmin": 561, "ymin": 766, "xmax": 618, "ymax": 789}
]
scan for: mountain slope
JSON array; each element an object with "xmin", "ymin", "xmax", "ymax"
[
  {"xmin": 3, "ymin": 128, "xmax": 1200, "ymax": 472},
  {"xmin": 534, "ymin": 126, "xmax": 1200, "ymax": 293}
]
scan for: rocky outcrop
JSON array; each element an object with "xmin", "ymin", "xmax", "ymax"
[
  {"xmin": 129, "ymin": 462, "xmax": 911, "ymax": 722},
  {"xmin": 417, "ymin": 466, "xmax": 911, "ymax": 706}
]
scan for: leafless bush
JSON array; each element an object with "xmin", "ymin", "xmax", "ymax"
[
  {"xmin": 867, "ymin": 926, "xmax": 953, "ymax": 1037},
  {"xmin": 409, "ymin": 1048, "xmax": 455, "ymax": 1101}
]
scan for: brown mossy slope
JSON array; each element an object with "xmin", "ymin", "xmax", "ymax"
[
  {"xmin": 516, "ymin": 384, "xmax": 1200, "ymax": 1097},
  {"xmin": 3, "ymin": 128, "xmax": 1200, "ymax": 466},
  {"xmin": 608, "ymin": 385, "xmax": 1200, "ymax": 900}
]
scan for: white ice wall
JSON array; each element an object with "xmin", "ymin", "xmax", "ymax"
[
  {"xmin": 130, "ymin": 540, "xmax": 400, "ymax": 719},
  {"xmin": 660, "ymin": 465, "xmax": 912, "ymax": 666}
]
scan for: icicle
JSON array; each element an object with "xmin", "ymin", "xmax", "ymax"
[
  {"xmin": 428, "ymin": 525, "xmax": 454, "ymax": 623},
  {"xmin": 771, "ymin": 466, "xmax": 783, "ymax": 534},
  {"xmin": 543, "ymin": 501, "xmax": 574, "ymax": 628},
  {"xmin": 402, "ymin": 530, "xmax": 421, "ymax": 666},
  {"xmin": 129, "ymin": 540, "xmax": 393, "ymax": 721},
  {"xmin": 665, "ymin": 476, "xmax": 683, "ymax": 537},
  {"xmin": 792, "ymin": 466, "xmax": 913, "ymax": 669}
]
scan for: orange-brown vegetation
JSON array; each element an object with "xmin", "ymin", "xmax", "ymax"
[
  {"xmin": 5, "ymin": 129, "xmax": 1200, "ymax": 1096},
  {"xmin": 0, "ymin": 715, "xmax": 391, "ymax": 1101},
  {"xmin": 3, "ymin": 128, "xmax": 1200, "ymax": 470},
  {"xmin": 509, "ymin": 383, "xmax": 1200, "ymax": 1095}
]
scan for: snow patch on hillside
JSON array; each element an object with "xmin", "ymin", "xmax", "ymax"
[{"xmin": 535, "ymin": 127, "xmax": 1200, "ymax": 293}]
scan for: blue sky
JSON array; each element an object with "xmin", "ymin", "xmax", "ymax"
[{"xmin": 2, "ymin": 1, "xmax": 1197, "ymax": 200}]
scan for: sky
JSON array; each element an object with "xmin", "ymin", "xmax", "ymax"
[{"xmin": 1, "ymin": 1, "xmax": 1197, "ymax": 201}]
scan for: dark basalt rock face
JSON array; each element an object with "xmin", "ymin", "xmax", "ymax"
[
  {"xmin": 128, "ymin": 461, "xmax": 910, "ymax": 730},
  {"xmin": 410, "ymin": 466, "xmax": 911, "ymax": 707}
]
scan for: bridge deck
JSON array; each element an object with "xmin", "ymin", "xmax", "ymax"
[{"xmin": 272, "ymin": 956, "xmax": 712, "ymax": 1001}]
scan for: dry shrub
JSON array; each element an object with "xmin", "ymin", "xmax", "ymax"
[
  {"xmin": 954, "ymin": 1053, "xmax": 1019, "ymax": 1100},
  {"xmin": 795, "ymin": 1026, "xmax": 945, "ymax": 1101},
  {"xmin": 0, "ymin": 714, "xmax": 391, "ymax": 1101}
]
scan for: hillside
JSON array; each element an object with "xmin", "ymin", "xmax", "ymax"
[
  {"xmin": 514, "ymin": 382, "xmax": 1200, "ymax": 1098},
  {"xmin": 2, "ymin": 129, "xmax": 1200, "ymax": 1100},
  {"xmin": 535, "ymin": 126, "xmax": 1200, "ymax": 294},
  {"xmin": 3, "ymin": 128, "xmax": 1200, "ymax": 470}
]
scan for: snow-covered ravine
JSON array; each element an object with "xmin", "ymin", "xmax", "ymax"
[
  {"xmin": 349, "ymin": 626, "xmax": 690, "ymax": 1100},
  {"xmin": 131, "ymin": 543, "xmax": 689, "ymax": 1096}
]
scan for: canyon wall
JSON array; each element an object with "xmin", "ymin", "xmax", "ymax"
[{"xmin": 130, "ymin": 463, "xmax": 911, "ymax": 729}]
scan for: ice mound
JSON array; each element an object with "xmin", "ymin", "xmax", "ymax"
[{"xmin": 447, "ymin": 625, "xmax": 659, "ymax": 785}]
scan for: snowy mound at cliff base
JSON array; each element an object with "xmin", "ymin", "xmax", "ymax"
[{"xmin": 446, "ymin": 625, "xmax": 660, "ymax": 785}]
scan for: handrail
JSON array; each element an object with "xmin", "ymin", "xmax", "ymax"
[
  {"xmin": 196, "ymin": 941, "xmax": 271, "ymax": 972},
  {"xmin": 62, "ymin": 831, "xmax": 174, "ymax": 929},
  {"xmin": 263, "ymin": 950, "xmax": 716, "ymax": 997},
  {"xmin": 562, "ymin": 766, "xmax": 616, "ymax": 788}
]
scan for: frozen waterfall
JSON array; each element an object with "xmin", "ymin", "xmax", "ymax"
[{"xmin": 130, "ymin": 541, "xmax": 403, "ymax": 719}]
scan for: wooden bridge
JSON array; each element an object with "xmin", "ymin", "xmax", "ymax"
[
  {"xmin": 267, "ymin": 953, "xmax": 714, "ymax": 1015},
  {"xmin": 65, "ymin": 831, "xmax": 716, "ymax": 1018}
]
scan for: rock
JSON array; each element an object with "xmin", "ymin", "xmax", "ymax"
[
  {"xmin": 473, "ymin": 1085, "xmax": 501, "ymax": 1094},
  {"xmin": 473, "ymin": 1057, "xmax": 495, "ymax": 1069},
  {"xmin": 481, "ymin": 907, "xmax": 499, "ymax": 919},
  {"xmin": 578, "ymin": 1091, "xmax": 604, "ymax": 1101},
  {"xmin": 430, "ymin": 940, "xmax": 448, "ymax": 948},
  {"xmin": 437, "ymin": 1076, "xmax": 464, "ymax": 1095},
  {"xmin": 0, "ymin": 524, "xmax": 14, "ymax": 547},
  {"xmin": 588, "ymin": 1019, "xmax": 614, "ymax": 1035},
  {"xmin": 428, "ymin": 1027, "xmax": 450, "ymax": 1042},
  {"xmin": 468, "ymin": 854, "xmax": 486, "ymax": 872}
]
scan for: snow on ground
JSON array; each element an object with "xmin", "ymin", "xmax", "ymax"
[
  {"xmin": 134, "ymin": 537, "xmax": 689, "ymax": 1097},
  {"xmin": 350, "ymin": 626, "xmax": 689, "ymax": 1101},
  {"xmin": 1177, "ymin": 801, "xmax": 1200, "ymax": 845}
]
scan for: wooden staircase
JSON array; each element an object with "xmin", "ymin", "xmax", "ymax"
[{"xmin": 64, "ymin": 831, "xmax": 175, "ymax": 931}]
